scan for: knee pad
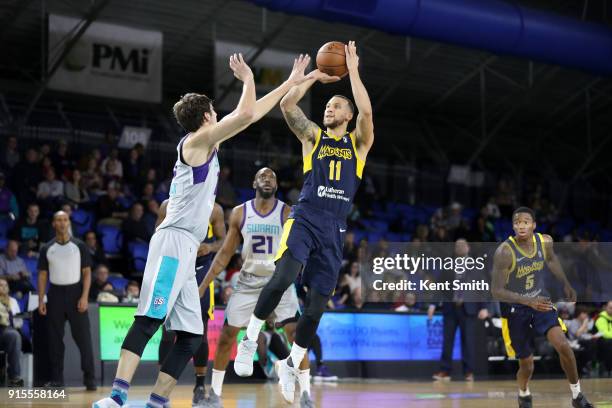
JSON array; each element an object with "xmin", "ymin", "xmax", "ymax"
[
  {"xmin": 122, "ymin": 316, "xmax": 163, "ymax": 357},
  {"xmin": 303, "ymin": 289, "xmax": 328, "ymax": 322},
  {"xmin": 160, "ymin": 331, "xmax": 202, "ymax": 379}
]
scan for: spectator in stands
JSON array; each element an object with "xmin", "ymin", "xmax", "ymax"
[
  {"xmin": 140, "ymin": 182, "xmax": 155, "ymax": 204},
  {"xmin": 2, "ymin": 136, "xmax": 20, "ymax": 172},
  {"xmin": 81, "ymin": 156, "xmax": 103, "ymax": 193},
  {"xmin": 566, "ymin": 306, "xmax": 601, "ymax": 376},
  {"xmin": 60, "ymin": 204, "xmax": 75, "ymax": 237},
  {"xmin": 64, "ymin": 169, "xmax": 89, "ymax": 207},
  {"xmin": 84, "ymin": 231, "xmax": 108, "ymax": 268},
  {"xmin": 337, "ymin": 262, "xmax": 362, "ymax": 309},
  {"xmin": 122, "ymin": 203, "xmax": 151, "ymax": 247},
  {"xmin": 123, "ymin": 280, "xmax": 140, "ymax": 303},
  {"xmin": 485, "ymin": 196, "xmax": 501, "ymax": 219},
  {"xmin": 37, "ymin": 211, "xmax": 96, "ymax": 389},
  {"xmin": 595, "ymin": 301, "xmax": 612, "ymax": 376},
  {"xmin": 12, "ymin": 148, "xmax": 41, "ymax": 208},
  {"xmin": 475, "ymin": 206, "xmax": 495, "ymax": 242},
  {"xmin": 0, "ymin": 172, "xmax": 19, "ymax": 220},
  {"xmin": 432, "ymin": 225, "xmax": 449, "ymax": 242},
  {"xmin": 100, "ymin": 148, "xmax": 123, "ymax": 179},
  {"xmin": 123, "ymin": 148, "xmax": 143, "ymax": 187},
  {"xmin": 51, "ymin": 139, "xmax": 73, "ymax": 177},
  {"xmin": 0, "ymin": 276, "xmax": 24, "ymax": 386},
  {"xmin": 496, "ymin": 178, "xmax": 516, "ymax": 217},
  {"xmin": 39, "ymin": 143, "xmax": 51, "ymax": 159},
  {"xmin": 99, "ymin": 132, "xmax": 117, "ymax": 158},
  {"xmin": 10, "ymin": 203, "xmax": 49, "ymax": 256},
  {"xmin": 343, "ymin": 231, "xmax": 357, "ymax": 264},
  {"xmin": 216, "ymin": 166, "xmax": 237, "ymax": 208},
  {"xmin": 37, "ymin": 168, "xmax": 64, "ymax": 210},
  {"xmin": 142, "ymin": 199, "xmax": 159, "ymax": 237},
  {"xmin": 0, "ymin": 240, "xmax": 33, "ymax": 297},
  {"xmin": 40, "ymin": 156, "xmax": 54, "ymax": 175},
  {"xmin": 96, "ymin": 185, "xmax": 127, "ymax": 226},
  {"xmin": 89, "ymin": 264, "xmax": 111, "ymax": 302}
]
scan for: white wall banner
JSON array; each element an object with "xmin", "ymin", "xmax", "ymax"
[
  {"xmin": 118, "ymin": 126, "xmax": 152, "ymax": 149},
  {"xmin": 214, "ymin": 39, "xmax": 311, "ymax": 118},
  {"xmin": 48, "ymin": 14, "xmax": 163, "ymax": 102}
]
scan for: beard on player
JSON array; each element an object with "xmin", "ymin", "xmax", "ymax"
[
  {"xmin": 323, "ymin": 115, "xmax": 346, "ymax": 129},
  {"xmin": 256, "ymin": 183, "xmax": 276, "ymax": 199}
]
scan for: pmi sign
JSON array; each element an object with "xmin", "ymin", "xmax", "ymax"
[{"xmin": 48, "ymin": 14, "xmax": 162, "ymax": 102}]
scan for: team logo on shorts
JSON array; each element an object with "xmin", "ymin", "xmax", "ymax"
[{"xmin": 153, "ymin": 297, "xmax": 166, "ymax": 307}]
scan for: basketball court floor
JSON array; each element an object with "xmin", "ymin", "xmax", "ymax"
[{"xmin": 3, "ymin": 378, "xmax": 611, "ymax": 407}]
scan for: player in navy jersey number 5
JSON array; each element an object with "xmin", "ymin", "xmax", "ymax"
[{"xmin": 236, "ymin": 41, "xmax": 375, "ymax": 405}]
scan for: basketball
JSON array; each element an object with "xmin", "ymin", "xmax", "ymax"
[{"xmin": 316, "ymin": 41, "xmax": 348, "ymax": 77}]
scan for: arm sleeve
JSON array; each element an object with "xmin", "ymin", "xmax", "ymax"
[
  {"xmin": 77, "ymin": 240, "xmax": 94, "ymax": 269},
  {"xmin": 37, "ymin": 243, "xmax": 49, "ymax": 271}
]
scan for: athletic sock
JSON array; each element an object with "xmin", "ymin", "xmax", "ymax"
[
  {"xmin": 298, "ymin": 369, "xmax": 311, "ymax": 396},
  {"xmin": 288, "ymin": 343, "xmax": 307, "ymax": 368},
  {"xmin": 110, "ymin": 378, "xmax": 130, "ymax": 406},
  {"xmin": 146, "ymin": 393, "xmax": 168, "ymax": 408},
  {"xmin": 211, "ymin": 369, "xmax": 225, "ymax": 396},
  {"xmin": 570, "ymin": 382, "xmax": 581, "ymax": 399},
  {"xmin": 195, "ymin": 374, "xmax": 205, "ymax": 388},
  {"xmin": 519, "ymin": 387, "xmax": 531, "ymax": 397},
  {"xmin": 246, "ymin": 315, "xmax": 264, "ymax": 341}
]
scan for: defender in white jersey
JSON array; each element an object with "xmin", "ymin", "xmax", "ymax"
[
  {"xmin": 198, "ymin": 168, "xmax": 312, "ymax": 408},
  {"xmin": 94, "ymin": 53, "xmax": 313, "ymax": 408}
]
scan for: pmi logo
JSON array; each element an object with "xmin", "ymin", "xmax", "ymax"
[{"xmin": 63, "ymin": 41, "xmax": 151, "ymax": 74}]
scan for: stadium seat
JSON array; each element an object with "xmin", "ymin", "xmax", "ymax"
[
  {"xmin": 71, "ymin": 209, "xmax": 94, "ymax": 237},
  {"xmin": 0, "ymin": 237, "xmax": 7, "ymax": 251},
  {"xmin": 117, "ymin": 196, "xmax": 135, "ymax": 209},
  {"xmin": 0, "ymin": 218, "xmax": 13, "ymax": 238},
  {"xmin": 97, "ymin": 225, "xmax": 123, "ymax": 255},
  {"xmin": 154, "ymin": 191, "xmax": 169, "ymax": 203},
  {"xmin": 128, "ymin": 241, "xmax": 149, "ymax": 273},
  {"xmin": 107, "ymin": 275, "xmax": 129, "ymax": 292}
]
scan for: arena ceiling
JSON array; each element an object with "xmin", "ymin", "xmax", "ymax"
[{"xmin": 1, "ymin": 0, "xmax": 612, "ymax": 180}]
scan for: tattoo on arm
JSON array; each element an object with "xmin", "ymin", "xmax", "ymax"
[{"xmin": 284, "ymin": 106, "xmax": 315, "ymax": 143}]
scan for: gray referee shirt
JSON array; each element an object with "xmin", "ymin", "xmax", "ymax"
[{"xmin": 37, "ymin": 238, "xmax": 93, "ymax": 285}]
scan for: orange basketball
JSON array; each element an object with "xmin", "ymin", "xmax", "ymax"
[{"xmin": 316, "ymin": 41, "xmax": 348, "ymax": 77}]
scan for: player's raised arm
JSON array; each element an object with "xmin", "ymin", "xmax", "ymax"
[
  {"xmin": 186, "ymin": 53, "xmax": 256, "ymax": 152},
  {"xmin": 199, "ymin": 205, "xmax": 244, "ymax": 297},
  {"xmin": 280, "ymin": 69, "xmax": 340, "ymax": 145},
  {"xmin": 345, "ymin": 41, "xmax": 374, "ymax": 157},
  {"xmin": 491, "ymin": 243, "xmax": 552, "ymax": 311},
  {"xmin": 542, "ymin": 234, "xmax": 577, "ymax": 302}
]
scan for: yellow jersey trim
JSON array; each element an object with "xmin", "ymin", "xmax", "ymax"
[
  {"xmin": 303, "ymin": 129, "xmax": 322, "ymax": 174},
  {"xmin": 538, "ymin": 233, "xmax": 547, "ymax": 260},
  {"xmin": 208, "ymin": 282, "xmax": 215, "ymax": 320},
  {"xmin": 274, "ymin": 218, "xmax": 294, "ymax": 262},
  {"xmin": 501, "ymin": 317, "xmax": 516, "ymax": 359},
  {"xmin": 508, "ymin": 235, "xmax": 537, "ymax": 258},
  {"xmin": 349, "ymin": 132, "xmax": 365, "ymax": 179}
]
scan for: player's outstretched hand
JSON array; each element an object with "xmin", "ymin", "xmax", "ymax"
[
  {"xmin": 345, "ymin": 40, "xmax": 359, "ymax": 72},
  {"xmin": 229, "ymin": 53, "xmax": 254, "ymax": 82},
  {"xmin": 287, "ymin": 54, "xmax": 312, "ymax": 85},
  {"xmin": 308, "ymin": 69, "xmax": 341, "ymax": 84},
  {"xmin": 527, "ymin": 296, "xmax": 553, "ymax": 312}
]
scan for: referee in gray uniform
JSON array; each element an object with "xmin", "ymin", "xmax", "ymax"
[{"xmin": 37, "ymin": 210, "xmax": 96, "ymax": 390}]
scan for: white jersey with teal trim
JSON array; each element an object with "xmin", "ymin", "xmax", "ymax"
[
  {"xmin": 239, "ymin": 199, "xmax": 286, "ymax": 278},
  {"xmin": 157, "ymin": 135, "xmax": 220, "ymax": 243}
]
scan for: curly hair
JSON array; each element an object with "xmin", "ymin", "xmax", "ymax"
[{"xmin": 173, "ymin": 93, "xmax": 213, "ymax": 132}]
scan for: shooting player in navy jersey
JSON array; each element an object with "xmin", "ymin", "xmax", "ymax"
[{"xmin": 235, "ymin": 41, "xmax": 374, "ymax": 405}]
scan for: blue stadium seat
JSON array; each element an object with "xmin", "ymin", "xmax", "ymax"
[
  {"xmin": 107, "ymin": 275, "xmax": 129, "ymax": 292},
  {"xmin": 154, "ymin": 191, "xmax": 168, "ymax": 203},
  {"xmin": 97, "ymin": 225, "xmax": 123, "ymax": 255},
  {"xmin": 128, "ymin": 241, "xmax": 149, "ymax": 273},
  {"xmin": 0, "ymin": 237, "xmax": 7, "ymax": 251},
  {"xmin": 0, "ymin": 218, "xmax": 13, "ymax": 238},
  {"xmin": 117, "ymin": 196, "xmax": 135, "ymax": 209},
  {"xmin": 71, "ymin": 209, "xmax": 94, "ymax": 237}
]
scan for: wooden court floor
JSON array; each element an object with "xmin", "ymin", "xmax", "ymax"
[{"xmin": 1, "ymin": 378, "xmax": 611, "ymax": 407}]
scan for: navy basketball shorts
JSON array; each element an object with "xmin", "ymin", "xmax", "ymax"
[
  {"xmin": 501, "ymin": 304, "xmax": 567, "ymax": 359},
  {"xmin": 275, "ymin": 203, "xmax": 345, "ymax": 296},
  {"xmin": 196, "ymin": 255, "xmax": 214, "ymax": 323}
]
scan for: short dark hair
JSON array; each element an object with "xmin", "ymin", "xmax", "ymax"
[
  {"xmin": 512, "ymin": 206, "xmax": 536, "ymax": 222},
  {"xmin": 173, "ymin": 93, "xmax": 213, "ymax": 132},
  {"xmin": 332, "ymin": 95, "xmax": 355, "ymax": 115}
]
